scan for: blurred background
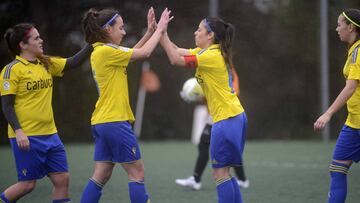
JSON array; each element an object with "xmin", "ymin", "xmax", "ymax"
[{"xmin": 1, "ymin": 0, "xmax": 360, "ymax": 144}]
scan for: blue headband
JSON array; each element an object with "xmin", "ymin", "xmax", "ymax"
[
  {"xmin": 203, "ymin": 18, "xmax": 220, "ymax": 41},
  {"xmin": 102, "ymin": 13, "xmax": 119, "ymax": 28}
]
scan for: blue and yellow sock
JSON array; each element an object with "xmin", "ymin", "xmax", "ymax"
[
  {"xmin": 231, "ymin": 177, "xmax": 243, "ymax": 203},
  {"xmin": 128, "ymin": 179, "xmax": 150, "ymax": 203},
  {"xmin": 216, "ymin": 176, "xmax": 235, "ymax": 203},
  {"xmin": 53, "ymin": 198, "xmax": 71, "ymax": 203},
  {"xmin": 0, "ymin": 192, "xmax": 11, "ymax": 203},
  {"xmin": 328, "ymin": 161, "xmax": 350, "ymax": 203},
  {"xmin": 80, "ymin": 178, "xmax": 103, "ymax": 203}
]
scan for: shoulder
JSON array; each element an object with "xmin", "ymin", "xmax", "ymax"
[
  {"xmin": 1, "ymin": 59, "xmax": 22, "ymax": 79},
  {"xmin": 351, "ymin": 44, "xmax": 360, "ymax": 64}
]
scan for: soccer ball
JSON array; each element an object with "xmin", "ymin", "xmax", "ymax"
[{"xmin": 180, "ymin": 78, "xmax": 204, "ymax": 102}]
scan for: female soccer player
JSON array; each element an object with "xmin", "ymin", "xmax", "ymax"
[
  {"xmin": 0, "ymin": 23, "xmax": 92, "ymax": 203},
  {"xmin": 80, "ymin": 7, "xmax": 172, "ymax": 203},
  {"xmin": 176, "ymin": 67, "xmax": 250, "ymax": 191},
  {"xmin": 314, "ymin": 8, "xmax": 360, "ymax": 203},
  {"xmin": 161, "ymin": 17, "xmax": 247, "ymax": 203}
]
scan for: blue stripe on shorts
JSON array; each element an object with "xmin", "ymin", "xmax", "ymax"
[
  {"xmin": 10, "ymin": 133, "xmax": 68, "ymax": 181},
  {"xmin": 210, "ymin": 112, "xmax": 247, "ymax": 168},
  {"xmin": 92, "ymin": 121, "xmax": 141, "ymax": 163}
]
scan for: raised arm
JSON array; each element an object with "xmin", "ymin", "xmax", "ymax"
[
  {"xmin": 314, "ymin": 79, "xmax": 358, "ymax": 131},
  {"xmin": 160, "ymin": 32, "xmax": 190, "ymax": 67},
  {"xmin": 133, "ymin": 7, "xmax": 157, "ymax": 49},
  {"xmin": 63, "ymin": 43, "xmax": 93, "ymax": 72},
  {"xmin": 130, "ymin": 8, "xmax": 173, "ymax": 60}
]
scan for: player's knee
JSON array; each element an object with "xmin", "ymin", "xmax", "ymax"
[
  {"xmin": 331, "ymin": 159, "xmax": 352, "ymax": 166},
  {"xmin": 53, "ymin": 173, "xmax": 70, "ymax": 188},
  {"xmin": 129, "ymin": 166, "xmax": 145, "ymax": 180}
]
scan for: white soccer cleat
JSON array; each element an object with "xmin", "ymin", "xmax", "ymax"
[
  {"xmin": 175, "ymin": 176, "xmax": 202, "ymax": 190},
  {"xmin": 237, "ymin": 179, "xmax": 250, "ymax": 189}
]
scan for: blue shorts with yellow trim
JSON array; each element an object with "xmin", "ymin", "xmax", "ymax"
[
  {"xmin": 333, "ymin": 125, "xmax": 360, "ymax": 163},
  {"xmin": 210, "ymin": 112, "xmax": 247, "ymax": 168},
  {"xmin": 92, "ymin": 121, "xmax": 141, "ymax": 163},
  {"xmin": 10, "ymin": 133, "xmax": 68, "ymax": 181}
]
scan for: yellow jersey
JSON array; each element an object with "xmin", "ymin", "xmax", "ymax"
[
  {"xmin": 189, "ymin": 44, "xmax": 244, "ymax": 122},
  {"xmin": 344, "ymin": 39, "xmax": 360, "ymax": 128},
  {"xmin": 0, "ymin": 55, "xmax": 65, "ymax": 138},
  {"xmin": 90, "ymin": 42, "xmax": 134, "ymax": 125}
]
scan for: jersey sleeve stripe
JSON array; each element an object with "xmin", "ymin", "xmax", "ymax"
[
  {"xmin": 3, "ymin": 60, "xmax": 19, "ymax": 79},
  {"xmin": 105, "ymin": 43, "xmax": 119, "ymax": 49},
  {"xmin": 352, "ymin": 45, "xmax": 360, "ymax": 64}
]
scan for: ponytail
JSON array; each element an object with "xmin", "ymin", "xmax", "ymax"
[
  {"xmin": 82, "ymin": 8, "xmax": 120, "ymax": 44},
  {"xmin": 205, "ymin": 17, "xmax": 235, "ymax": 69},
  {"xmin": 221, "ymin": 23, "xmax": 235, "ymax": 68}
]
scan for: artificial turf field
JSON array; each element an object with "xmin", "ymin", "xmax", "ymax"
[{"xmin": 1, "ymin": 141, "xmax": 360, "ymax": 203}]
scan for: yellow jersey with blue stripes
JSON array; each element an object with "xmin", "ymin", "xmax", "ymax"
[
  {"xmin": 189, "ymin": 44, "xmax": 244, "ymax": 123},
  {"xmin": 90, "ymin": 42, "xmax": 134, "ymax": 125},
  {"xmin": 0, "ymin": 55, "xmax": 65, "ymax": 138},
  {"xmin": 344, "ymin": 39, "xmax": 360, "ymax": 129}
]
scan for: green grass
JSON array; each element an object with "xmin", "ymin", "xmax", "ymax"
[{"xmin": 1, "ymin": 141, "xmax": 360, "ymax": 202}]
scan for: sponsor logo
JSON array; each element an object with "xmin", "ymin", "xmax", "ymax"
[
  {"xmin": 3, "ymin": 81, "xmax": 10, "ymax": 91},
  {"xmin": 27, "ymin": 78, "xmax": 52, "ymax": 90},
  {"xmin": 132, "ymin": 147, "xmax": 136, "ymax": 155}
]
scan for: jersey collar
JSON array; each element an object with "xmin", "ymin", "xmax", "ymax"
[
  {"xmin": 348, "ymin": 39, "xmax": 360, "ymax": 56},
  {"xmin": 15, "ymin": 55, "xmax": 31, "ymax": 65},
  {"xmin": 209, "ymin": 44, "xmax": 220, "ymax": 50},
  {"xmin": 93, "ymin": 42, "xmax": 105, "ymax": 48}
]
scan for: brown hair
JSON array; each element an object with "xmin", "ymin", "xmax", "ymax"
[
  {"xmin": 204, "ymin": 17, "xmax": 235, "ymax": 69},
  {"xmin": 4, "ymin": 23, "xmax": 52, "ymax": 69},
  {"xmin": 82, "ymin": 8, "xmax": 120, "ymax": 44}
]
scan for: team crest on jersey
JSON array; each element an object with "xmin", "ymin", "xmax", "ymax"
[
  {"xmin": 22, "ymin": 169, "xmax": 27, "ymax": 176},
  {"xmin": 132, "ymin": 147, "xmax": 137, "ymax": 155},
  {"xmin": 119, "ymin": 46, "xmax": 130, "ymax": 52},
  {"xmin": 3, "ymin": 81, "xmax": 10, "ymax": 91}
]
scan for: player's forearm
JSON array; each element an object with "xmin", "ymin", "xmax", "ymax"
[
  {"xmin": 1, "ymin": 95, "xmax": 21, "ymax": 131},
  {"xmin": 133, "ymin": 31, "xmax": 153, "ymax": 49},
  {"xmin": 64, "ymin": 43, "xmax": 93, "ymax": 72},
  {"xmin": 160, "ymin": 33, "xmax": 184, "ymax": 66}
]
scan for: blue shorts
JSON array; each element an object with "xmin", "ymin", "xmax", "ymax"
[
  {"xmin": 10, "ymin": 133, "xmax": 68, "ymax": 181},
  {"xmin": 92, "ymin": 121, "xmax": 141, "ymax": 163},
  {"xmin": 333, "ymin": 125, "xmax": 360, "ymax": 163},
  {"xmin": 210, "ymin": 112, "xmax": 247, "ymax": 168}
]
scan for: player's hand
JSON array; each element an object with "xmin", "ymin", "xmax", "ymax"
[
  {"xmin": 157, "ymin": 8, "xmax": 174, "ymax": 33},
  {"xmin": 15, "ymin": 129, "xmax": 30, "ymax": 151},
  {"xmin": 147, "ymin": 7, "xmax": 157, "ymax": 34},
  {"xmin": 314, "ymin": 113, "xmax": 331, "ymax": 131}
]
